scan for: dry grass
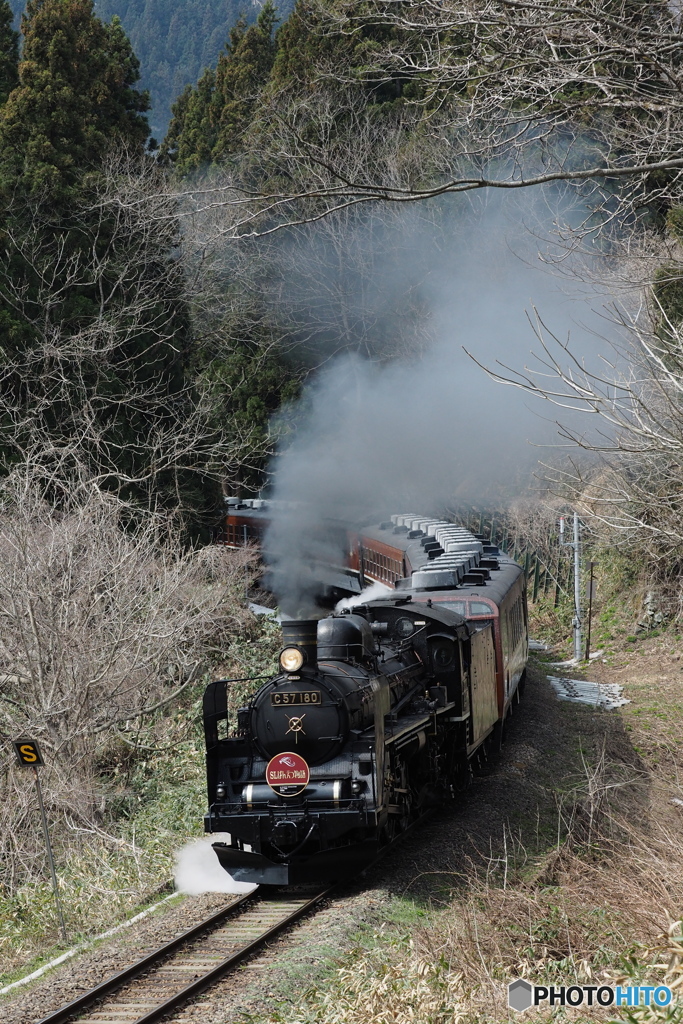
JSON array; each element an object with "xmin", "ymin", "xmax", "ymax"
[{"xmin": 278, "ymin": 818, "xmax": 683, "ymax": 1023}]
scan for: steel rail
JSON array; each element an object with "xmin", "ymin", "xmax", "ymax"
[
  {"xmin": 34, "ymin": 810, "xmax": 437, "ymax": 1024},
  {"xmin": 35, "ymin": 886, "xmax": 331, "ymax": 1024},
  {"xmin": 132, "ymin": 886, "xmax": 332, "ymax": 1024}
]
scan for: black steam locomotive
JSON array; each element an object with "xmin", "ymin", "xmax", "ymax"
[{"xmin": 203, "ymin": 519, "xmax": 527, "ymax": 885}]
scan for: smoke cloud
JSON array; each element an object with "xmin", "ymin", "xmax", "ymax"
[
  {"xmin": 174, "ymin": 835, "xmax": 257, "ymax": 895},
  {"xmin": 264, "ymin": 193, "xmax": 614, "ymax": 614}
]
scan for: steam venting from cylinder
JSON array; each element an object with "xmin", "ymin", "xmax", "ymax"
[{"xmin": 281, "ymin": 619, "xmax": 318, "ymax": 667}]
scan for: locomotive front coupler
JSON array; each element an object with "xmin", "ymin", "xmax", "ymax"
[{"xmin": 269, "ymin": 820, "xmax": 318, "ymax": 859}]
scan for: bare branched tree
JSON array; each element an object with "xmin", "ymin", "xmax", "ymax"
[
  {"xmin": 0, "ymin": 465, "xmax": 258, "ymax": 889},
  {"xmin": 158, "ymin": 0, "xmax": 683, "ymax": 237},
  {"xmin": 468, "ymin": 292, "xmax": 683, "ymax": 584},
  {"xmin": 181, "ymin": 176, "xmax": 443, "ymax": 368}
]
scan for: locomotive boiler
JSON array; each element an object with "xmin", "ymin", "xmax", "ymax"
[{"xmin": 203, "ymin": 518, "xmax": 528, "ymax": 885}]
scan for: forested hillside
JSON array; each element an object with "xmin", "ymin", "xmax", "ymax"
[{"xmin": 8, "ymin": 0, "xmax": 295, "ymax": 135}]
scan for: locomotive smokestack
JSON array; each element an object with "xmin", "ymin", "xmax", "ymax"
[{"xmin": 281, "ymin": 619, "xmax": 318, "ymax": 668}]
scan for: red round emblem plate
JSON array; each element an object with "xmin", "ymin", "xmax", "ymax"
[{"xmin": 265, "ymin": 751, "xmax": 310, "ymax": 797}]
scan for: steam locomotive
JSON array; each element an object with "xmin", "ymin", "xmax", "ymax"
[{"xmin": 203, "ymin": 515, "xmax": 527, "ymax": 885}]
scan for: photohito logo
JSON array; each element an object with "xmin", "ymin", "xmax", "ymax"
[{"xmin": 508, "ymin": 980, "xmax": 674, "ymax": 1012}]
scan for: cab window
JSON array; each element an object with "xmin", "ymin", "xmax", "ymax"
[
  {"xmin": 439, "ymin": 600, "xmax": 467, "ymax": 616},
  {"xmin": 469, "ymin": 600, "xmax": 494, "ymax": 617}
]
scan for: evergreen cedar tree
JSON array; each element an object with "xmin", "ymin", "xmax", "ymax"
[
  {"xmin": 0, "ymin": 0, "xmax": 149, "ymax": 199},
  {"xmin": 159, "ymin": 0, "xmax": 304, "ymax": 496},
  {"xmin": 161, "ymin": 0, "xmax": 422, "ymax": 172},
  {"xmin": 0, "ymin": 0, "xmax": 18, "ymax": 106},
  {"xmin": 0, "ymin": 0, "xmax": 221, "ymax": 531},
  {"xmin": 160, "ymin": 1, "xmax": 279, "ymax": 172},
  {"xmin": 161, "ymin": 0, "xmax": 390, "ymax": 172}
]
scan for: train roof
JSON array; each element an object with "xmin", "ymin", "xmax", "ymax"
[
  {"xmin": 413, "ymin": 557, "xmax": 523, "ymax": 605},
  {"xmin": 222, "ymin": 498, "xmax": 378, "ymax": 530},
  {"xmin": 222, "ymin": 501, "xmax": 525, "ymax": 604},
  {"xmin": 368, "ymin": 513, "xmax": 523, "ymax": 602}
]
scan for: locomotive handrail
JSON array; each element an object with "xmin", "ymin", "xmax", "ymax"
[{"xmin": 213, "ymin": 674, "xmax": 273, "ymax": 684}]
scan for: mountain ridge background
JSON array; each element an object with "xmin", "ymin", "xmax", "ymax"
[{"xmin": 8, "ymin": 0, "xmax": 294, "ymax": 136}]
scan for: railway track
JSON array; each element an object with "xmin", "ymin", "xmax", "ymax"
[{"xmin": 37, "ymin": 886, "xmax": 332, "ymax": 1024}]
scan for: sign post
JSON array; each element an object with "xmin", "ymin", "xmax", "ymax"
[
  {"xmin": 12, "ymin": 739, "xmax": 68, "ymax": 942},
  {"xmin": 559, "ymin": 513, "xmax": 583, "ymax": 662}
]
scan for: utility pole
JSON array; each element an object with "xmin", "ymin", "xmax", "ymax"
[
  {"xmin": 585, "ymin": 561, "xmax": 596, "ymax": 661},
  {"xmin": 559, "ymin": 512, "xmax": 583, "ymax": 662},
  {"xmin": 573, "ymin": 512, "xmax": 582, "ymax": 663}
]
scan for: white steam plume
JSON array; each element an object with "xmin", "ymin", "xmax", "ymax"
[
  {"xmin": 174, "ymin": 835, "xmax": 257, "ymax": 895},
  {"xmin": 335, "ymin": 581, "xmax": 392, "ymax": 611},
  {"xmin": 264, "ymin": 193, "xmax": 616, "ymax": 614}
]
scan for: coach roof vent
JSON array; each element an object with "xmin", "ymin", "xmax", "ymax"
[
  {"xmin": 393, "ymin": 513, "xmax": 419, "ymax": 527},
  {"xmin": 445, "ymin": 540, "xmax": 484, "ymax": 554},
  {"xmin": 421, "ymin": 537, "xmax": 443, "ymax": 550},
  {"xmin": 428, "ymin": 555, "xmax": 478, "ymax": 572},
  {"xmin": 412, "ymin": 567, "xmax": 465, "ymax": 589},
  {"xmin": 462, "ymin": 569, "xmax": 491, "ymax": 584}
]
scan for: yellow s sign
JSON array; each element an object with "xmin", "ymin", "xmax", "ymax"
[{"xmin": 12, "ymin": 739, "xmax": 44, "ymax": 767}]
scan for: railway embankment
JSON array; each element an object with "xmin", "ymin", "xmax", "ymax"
[
  {"xmin": 3, "ymin": 626, "xmax": 681, "ymax": 1024},
  {"xmin": 0, "ymin": 612, "xmax": 284, "ymax": 988}
]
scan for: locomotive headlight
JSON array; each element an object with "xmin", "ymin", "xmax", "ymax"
[
  {"xmin": 215, "ymin": 784, "xmax": 226, "ymax": 799},
  {"xmin": 279, "ymin": 647, "xmax": 304, "ymax": 672}
]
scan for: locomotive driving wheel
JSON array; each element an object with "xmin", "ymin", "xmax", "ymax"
[{"xmin": 384, "ymin": 758, "xmax": 416, "ymax": 838}]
